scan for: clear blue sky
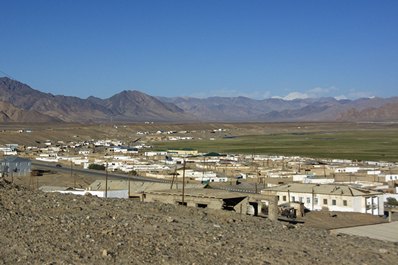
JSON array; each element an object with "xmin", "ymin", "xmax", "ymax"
[{"xmin": 1, "ymin": 0, "xmax": 397, "ymax": 99}]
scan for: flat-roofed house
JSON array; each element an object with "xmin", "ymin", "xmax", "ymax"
[
  {"xmin": 261, "ymin": 183, "xmax": 384, "ymax": 215},
  {"xmin": 144, "ymin": 188, "xmax": 250, "ymax": 213},
  {"xmin": 0, "ymin": 156, "xmax": 31, "ymax": 177},
  {"xmin": 167, "ymin": 149, "xmax": 198, "ymax": 156}
]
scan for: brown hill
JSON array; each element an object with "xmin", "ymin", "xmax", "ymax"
[
  {"xmin": 1, "ymin": 77, "xmax": 397, "ymax": 123},
  {"xmin": 0, "ymin": 101, "xmax": 60, "ymax": 123},
  {"xmin": 103, "ymin": 90, "xmax": 191, "ymax": 121},
  {"xmin": 0, "ymin": 77, "xmax": 114, "ymax": 122},
  {"xmin": 337, "ymin": 98, "xmax": 398, "ymax": 122},
  {"xmin": 0, "ymin": 77, "xmax": 191, "ymax": 123},
  {"xmin": 163, "ymin": 96, "xmax": 398, "ymax": 122}
]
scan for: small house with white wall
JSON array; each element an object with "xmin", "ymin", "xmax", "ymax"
[
  {"xmin": 261, "ymin": 183, "xmax": 384, "ymax": 215},
  {"xmin": 334, "ymin": 167, "xmax": 360, "ymax": 173},
  {"xmin": 385, "ymin": 175, "xmax": 398, "ymax": 182}
]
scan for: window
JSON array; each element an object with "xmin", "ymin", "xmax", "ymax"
[
  {"xmin": 283, "ymin": 196, "xmax": 287, "ymax": 202},
  {"xmin": 306, "ymin": 197, "xmax": 311, "ymax": 204},
  {"xmin": 332, "ymin": 199, "xmax": 336, "ymax": 206},
  {"xmin": 343, "ymin": 200, "xmax": 347, "ymax": 206},
  {"xmin": 299, "ymin": 197, "xmax": 303, "ymax": 202},
  {"xmin": 197, "ymin": 203, "xmax": 208, "ymax": 208},
  {"xmin": 314, "ymin": 198, "xmax": 318, "ymax": 205},
  {"xmin": 323, "ymin": 199, "xmax": 328, "ymax": 205},
  {"xmin": 292, "ymin": 196, "xmax": 295, "ymax": 202}
]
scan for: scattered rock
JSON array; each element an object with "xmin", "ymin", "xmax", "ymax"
[
  {"xmin": 0, "ymin": 183, "xmax": 396, "ymax": 264},
  {"xmin": 166, "ymin": 217, "xmax": 176, "ymax": 223}
]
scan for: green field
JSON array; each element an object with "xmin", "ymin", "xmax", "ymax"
[{"xmin": 153, "ymin": 129, "xmax": 398, "ymax": 161}]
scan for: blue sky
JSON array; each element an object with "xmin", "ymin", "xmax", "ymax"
[{"xmin": 1, "ymin": 0, "xmax": 397, "ymax": 99}]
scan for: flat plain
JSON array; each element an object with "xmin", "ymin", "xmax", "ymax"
[
  {"xmin": 153, "ymin": 122, "xmax": 398, "ymax": 161},
  {"xmin": 2, "ymin": 122, "xmax": 398, "ymax": 161}
]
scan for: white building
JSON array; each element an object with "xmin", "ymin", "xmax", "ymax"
[
  {"xmin": 367, "ymin": 170, "xmax": 381, "ymax": 175},
  {"xmin": 200, "ymin": 176, "xmax": 228, "ymax": 183},
  {"xmin": 292, "ymin": 174, "xmax": 310, "ymax": 182},
  {"xmin": 182, "ymin": 170, "xmax": 217, "ymax": 179},
  {"xmin": 111, "ymin": 146, "xmax": 138, "ymax": 154},
  {"xmin": 303, "ymin": 177, "xmax": 335, "ymax": 184},
  {"xmin": 78, "ymin": 150, "xmax": 91, "ymax": 155},
  {"xmin": 334, "ymin": 167, "xmax": 360, "ymax": 173},
  {"xmin": 178, "ymin": 169, "xmax": 228, "ymax": 183},
  {"xmin": 40, "ymin": 185, "xmax": 128, "ymax": 198},
  {"xmin": 145, "ymin": 151, "xmax": 167, "ymax": 157},
  {"xmin": 261, "ymin": 183, "xmax": 384, "ymax": 215},
  {"xmin": 385, "ymin": 174, "xmax": 398, "ymax": 182}
]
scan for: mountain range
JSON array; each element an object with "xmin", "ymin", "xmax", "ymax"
[{"xmin": 1, "ymin": 77, "xmax": 397, "ymax": 123}]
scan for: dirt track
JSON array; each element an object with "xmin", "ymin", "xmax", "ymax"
[{"xmin": 0, "ymin": 178, "xmax": 397, "ymax": 265}]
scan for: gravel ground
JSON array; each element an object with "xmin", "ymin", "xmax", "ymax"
[{"xmin": 0, "ymin": 177, "xmax": 397, "ymax": 265}]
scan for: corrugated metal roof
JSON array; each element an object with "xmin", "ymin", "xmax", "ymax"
[{"xmin": 0, "ymin": 156, "xmax": 31, "ymax": 163}]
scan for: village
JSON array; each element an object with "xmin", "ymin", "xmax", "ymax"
[{"xmin": 1, "ymin": 125, "xmax": 398, "ymax": 232}]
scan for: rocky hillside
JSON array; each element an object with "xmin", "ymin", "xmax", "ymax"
[
  {"xmin": 0, "ymin": 178, "xmax": 396, "ymax": 264},
  {"xmin": 0, "ymin": 77, "xmax": 191, "ymax": 123},
  {"xmin": 337, "ymin": 100, "xmax": 398, "ymax": 122},
  {"xmin": 164, "ymin": 96, "xmax": 398, "ymax": 122},
  {"xmin": 100, "ymin": 90, "xmax": 190, "ymax": 122},
  {"xmin": 1, "ymin": 77, "xmax": 397, "ymax": 123},
  {"xmin": 0, "ymin": 101, "xmax": 61, "ymax": 123}
]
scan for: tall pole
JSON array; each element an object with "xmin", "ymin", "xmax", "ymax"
[
  {"xmin": 202, "ymin": 156, "xmax": 205, "ymax": 183},
  {"xmin": 170, "ymin": 165, "xmax": 177, "ymax": 189},
  {"xmin": 182, "ymin": 160, "xmax": 186, "ymax": 205},
  {"xmin": 105, "ymin": 162, "xmax": 108, "ymax": 198},
  {"xmin": 70, "ymin": 160, "xmax": 73, "ymax": 185},
  {"xmin": 128, "ymin": 178, "xmax": 131, "ymax": 199}
]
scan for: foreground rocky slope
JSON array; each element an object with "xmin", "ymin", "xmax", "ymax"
[{"xmin": 0, "ymin": 178, "xmax": 397, "ymax": 265}]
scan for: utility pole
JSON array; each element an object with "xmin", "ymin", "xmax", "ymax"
[
  {"xmin": 170, "ymin": 165, "xmax": 178, "ymax": 189},
  {"xmin": 128, "ymin": 178, "xmax": 131, "ymax": 199},
  {"xmin": 70, "ymin": 160, "xmax": 73, "ymax": 185},
  {"xmin": 105, "ymin": 162, "xmax": 108, "ymax": 198},
  {"xmin": 182, "ymin": 160, "xmax": 186, "ymax": 205},
  {"xmin": 202, "ymin": 156, "xmax": 205, "ymax": 183}
]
